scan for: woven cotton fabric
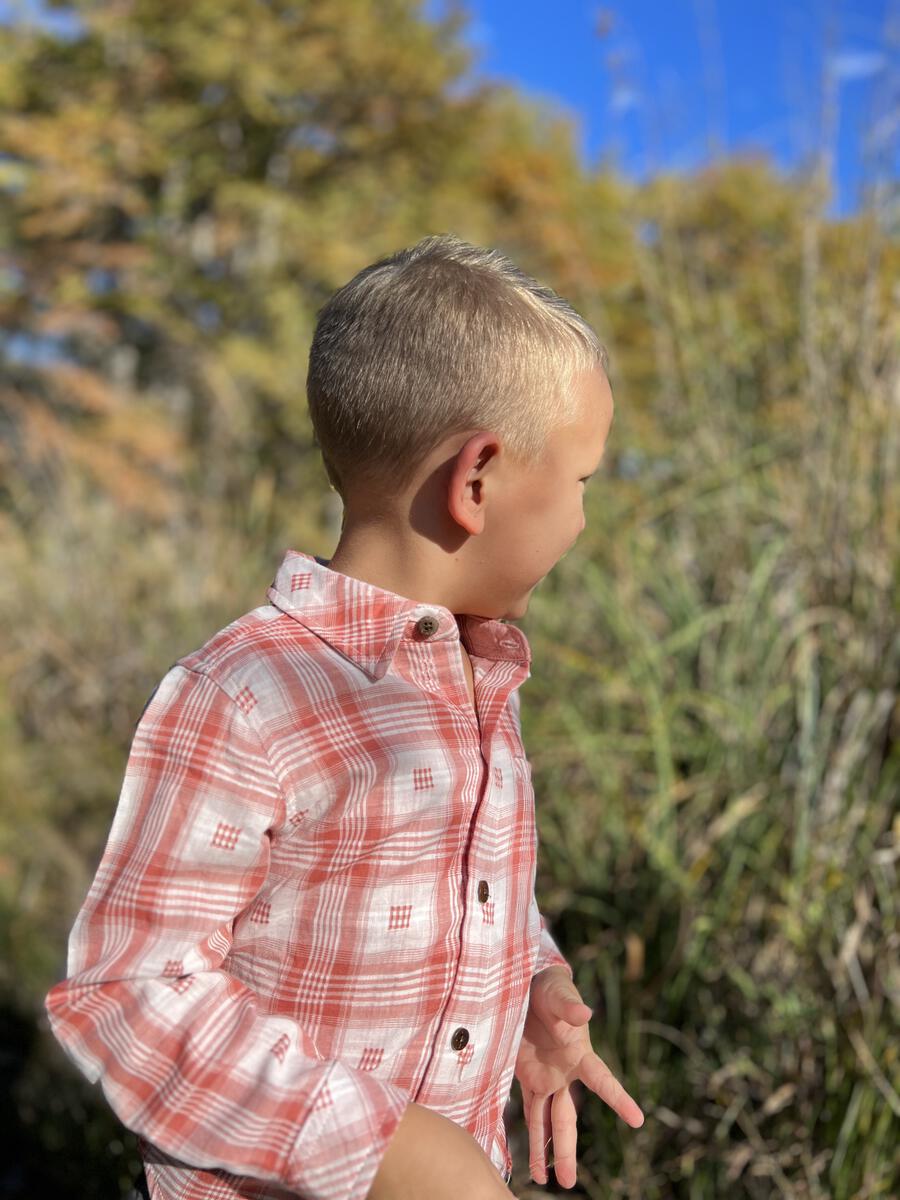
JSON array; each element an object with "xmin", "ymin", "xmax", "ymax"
[{"xmin": 45, "ymin": 549, "xmax": 570, "ymax": 1200}]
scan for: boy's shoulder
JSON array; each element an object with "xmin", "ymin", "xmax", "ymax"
[{"xmin": 171, "ymin": 599, "xmax": 339, "ymax": 711}]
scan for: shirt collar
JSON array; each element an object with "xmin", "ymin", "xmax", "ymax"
[{"xmin": 265, "ymin": 549, "xmax": 532, "ymax": 682}]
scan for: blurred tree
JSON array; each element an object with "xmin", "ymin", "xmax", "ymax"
[{"xmin": 1, "ymin": 0, "xmax": 495, "ymax": 521}]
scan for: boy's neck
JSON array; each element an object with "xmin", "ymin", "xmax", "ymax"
[{"xmin": 325, "ymin": 522, "xmax": 467, "ymax": 618}]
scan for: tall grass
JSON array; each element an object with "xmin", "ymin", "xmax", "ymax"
[
  {"xmin": 510, "ymin": 177, "xmax": 899, "ymax": 1197},
  {"xmin": 2, "ymin": 114, "xmax": 897, "ymax": 1200}
]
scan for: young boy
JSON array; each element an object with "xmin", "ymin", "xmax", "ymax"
[{"xmin": 45, "ymin": 234, "xmax": 644, "ymax": 1200}]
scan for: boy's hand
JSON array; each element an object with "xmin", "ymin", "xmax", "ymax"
[{"xmin": 514, "ymin": 965, "xmax": 644, "ymax": 1188}]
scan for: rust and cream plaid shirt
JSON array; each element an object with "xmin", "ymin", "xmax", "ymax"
[{"xmin": 45, "ymin": 549, "xmax": 570, "ymax": 1200}]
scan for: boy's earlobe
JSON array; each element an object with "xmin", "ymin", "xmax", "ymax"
[
  {"xmin": 446, "ymin": 473, "xmax": 485, "ymax": 536},
  {"xmin": 444, "ymin": 430, "xmax": 500, "ymax": 536}
]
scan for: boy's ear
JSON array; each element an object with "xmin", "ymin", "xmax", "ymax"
[{"xmin": 446, "ymin": 431, "xmax": 501, "ymax": 536}]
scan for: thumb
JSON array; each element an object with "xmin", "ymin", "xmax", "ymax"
[{"xmin": 546, "ymin": 981, "xmax": 592, "ymax": 1026}]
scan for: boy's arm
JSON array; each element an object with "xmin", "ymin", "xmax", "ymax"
[{"xmin": 44, "ymin": 664, "xmax": 408, "ymax": 1200}]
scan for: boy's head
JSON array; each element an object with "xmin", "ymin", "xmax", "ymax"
[
  {"xmin": 307, "ymin": 234, "xmax": 609, "ymax": 504},
  {"xmin": 306, "ymin": 234, "xmax": 614, "ymax": 620}
]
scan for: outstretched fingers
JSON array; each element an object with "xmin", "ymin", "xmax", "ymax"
[
  {"xmin": 577, "ymin": 1051, "xmax": 645, "ymax": 1128},
  {"xmin": 527, "ymin": 1091, "xmax": 552, "ymax": 1184},
  {"xmin": 550, "ymin": 1086, "xmax": 578, "ymax": 1188}
]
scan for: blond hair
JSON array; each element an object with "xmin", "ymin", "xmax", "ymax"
[{"xmin": 306, "ymin": 233, "xmax": 608, "ymax": 503}]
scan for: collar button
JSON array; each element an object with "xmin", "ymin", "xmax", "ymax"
[{"xmin": 415, "ymin": 613, "xmax": 440, "ymax": 638}]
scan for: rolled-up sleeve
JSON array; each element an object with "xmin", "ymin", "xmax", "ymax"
[
  {"xmin": 533, "ymin": 910, "xmax": 573, "ymax": 979},
  {"xmin": 44, "ymin": 664, "xmax": 408, "ymax": 1200}
]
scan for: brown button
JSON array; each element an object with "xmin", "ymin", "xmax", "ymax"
[
  {"xmin": 450, "ymin": 1027, "xmax": 469, "ymax": 1051},
  {"xmin": 477, "ymin": 880, "xmax": 490, "ymax": 903},
  {"xmin": 415, "ymin": 613, "xmax": 440, "ymax": 637}
]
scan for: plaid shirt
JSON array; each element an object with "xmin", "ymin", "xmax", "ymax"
[{"xmin": 45, "ymin": 549, "xmax": 570, "ymax": 1200}]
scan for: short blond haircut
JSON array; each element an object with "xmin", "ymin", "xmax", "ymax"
[{"xmin": 306, "ymin": 233, "xmax": 609, "ymax": 503}]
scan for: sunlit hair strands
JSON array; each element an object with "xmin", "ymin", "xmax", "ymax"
[{"xmin": 305, "ymin": 233, "xmax": 609, "ymax": 504}]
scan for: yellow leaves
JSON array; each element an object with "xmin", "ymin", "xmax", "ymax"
[
  {"xmin": 7, "ymin": 103, "xmax": 153, "ymax": 236},
  {"xmin": 5, "ymin": 388, "xmax": 68, "ymax": 459},
  {"xmin": 3, "ymin": 365, "xmax": 188, "ymax": 519},
  {"xmin": 34, "ymin": 305, "xmax": 120, "ymax": 342},
  {"xmin": 45, "ymin": 363, "xmax": 122, "ymax": 415},
  {"xmin": 64, "ymin": 434, "xmax": 180, "ymax": 518},
  {"xmin": 623, "ymin": 930, "xmax": 644, "ymax": 982},
  {"xmin": 218, "ymin": 335, "xmax": 281, "ymax": 395}
]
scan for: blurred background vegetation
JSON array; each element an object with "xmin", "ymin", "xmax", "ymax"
[{"xmin": 1, "ymin": 1, "xmax": 898, "ymax": 1197}]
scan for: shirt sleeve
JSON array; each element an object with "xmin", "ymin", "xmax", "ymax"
[
  {"xmin": 44, "ymin": 663, "xmax": 409, "ymax": 1200},
  {"xmin": 533, "ymin": 909, "xmax": 573, "ymax": 979}
]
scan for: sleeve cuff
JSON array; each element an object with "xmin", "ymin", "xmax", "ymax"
[
  {"xmin": 534, "ymin": 912, "xmax": 572, "ymax": 979},
  {"xmin": 288, "ymin": 1061, "xmax": 410, "ymax": 1200}
]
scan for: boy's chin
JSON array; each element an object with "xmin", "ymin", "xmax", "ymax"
[{"xmin": 502, "ymin": 591, "xmax": 534, "ymax": 621}]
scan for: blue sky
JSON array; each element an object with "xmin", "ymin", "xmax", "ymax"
[
  {"xmin": 447, "ymin": 0, "xmax": 897, "ymax": 217},
  {"xmin": 2, "ymin": 0, "xmax": 896, "ymax": 217}
]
